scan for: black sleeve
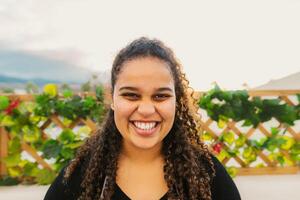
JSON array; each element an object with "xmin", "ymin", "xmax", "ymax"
[
  {"xmin": 211, "ymin": 156, "xmax": 241, "ymax": 200},
  {"xmin": 43, "ymin": 164, "xmax": 83, "ymax": 200}
]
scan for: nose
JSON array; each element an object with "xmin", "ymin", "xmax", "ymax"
[{"xmin": 137, "ymin": 101, "xmax": 156, "ymax": 117}]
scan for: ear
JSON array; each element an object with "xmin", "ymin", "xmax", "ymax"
[
  {"xmin": 109, "ymin": 92, "xmax": 114, "ymax": 110},
  {"xmin": 110, "ymin": 103, "xmax": 114, "ymax": 110}
]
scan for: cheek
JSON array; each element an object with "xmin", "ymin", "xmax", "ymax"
[
  {"xmin": 114, "ymin": 100, "xmax": 135, "ymax": 119},
  {"xmin": 159, "ymin": 100, "xmax": 176, "ymax": 120}
]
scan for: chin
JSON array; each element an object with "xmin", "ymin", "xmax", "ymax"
[{"xmin": 130, "ymin": 137, "xmax": 162, "ymax": 150}]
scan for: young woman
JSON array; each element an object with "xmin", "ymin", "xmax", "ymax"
[{"xmin": 44, "ymin": 37, "xmax": 241, "ymax": 200}]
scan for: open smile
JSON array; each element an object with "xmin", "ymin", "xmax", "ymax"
[{"xmin": 130, "ymin": 121, "xmax": 161, "ymax": 137}]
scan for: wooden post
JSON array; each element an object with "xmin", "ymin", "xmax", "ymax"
[{"xmin": 0, "ymin": 127, "xmax": 8, "ymax": 176}]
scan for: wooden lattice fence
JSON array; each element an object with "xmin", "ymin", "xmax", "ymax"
[
  {"xmin": 0, "ymin": 90, "xmax": 299, "ymax": 178},
  {"xmin": 0, "ymin": 94, "xmax": 99, "ymax": 178},
  {"xmin": 192, "ymin": 90, "xmax": 300, "ymax": 175}
]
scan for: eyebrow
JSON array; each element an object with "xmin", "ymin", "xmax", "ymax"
[{"xmin": 119, "ymin": 86, "xmax": 174, "ymax": 92}]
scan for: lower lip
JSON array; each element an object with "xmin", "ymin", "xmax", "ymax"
[{"xmin": 130, "ymin": 122, "xmax": 160, "ymax": 137}]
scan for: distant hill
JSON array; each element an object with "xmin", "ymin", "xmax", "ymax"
[
  {"xmin": 0, "ymin": 49, "xmax": 95, "ymax": 83},
  {"xmin": 0, "ymin": 74, "xmax": 61, "ymax": 86}
]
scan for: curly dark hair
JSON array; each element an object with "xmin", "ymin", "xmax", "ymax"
[{"xmin": 64, "ymin": 37, "xmax": 215, "ymax": 200}]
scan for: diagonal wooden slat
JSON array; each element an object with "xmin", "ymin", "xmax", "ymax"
[
  {"xmin": 258, "ymin": 124, "xmax": 272, "ymax": 137},
  {"xmin": 257, "ymin": 151, "xmax": 276, "ymax": 167},
  {"xmin": 40, "ymin": 119, "xmax": 52, "ymax": 130},
  {"xmin": 279, "ymin": 96, "xmax": 295, "ymax": 106},
  {"xmin": 21, "ymin": 142, "xmax": 52, "ymax": 171},
  {"xmin": 286, "ymin": 127, "xmax": 300, "ymax": 141},
  {"xmin": 68, "ymin": 118, "xmax": 81, "ymax": 129},
  {"xmin": 51, "ymin": 115, "xmax": 67, "ymax": 129},
  {"xmin": 80, "ymin": 118, "xmax": 97, "ymax": 134},
  {"xmin": 245, "ymin": 127, "xmax": 256, "ymax": 138},
  {"xmin": 39, "ymin": 119, "xmax": 52, "ymax": 139},
  {"xmin": 227, "ymin": 121, "xmax": 243, "ymax": 136},
  {"xmin": 199, "ymin": 120, "xmax": 219, "ymax": 140}
]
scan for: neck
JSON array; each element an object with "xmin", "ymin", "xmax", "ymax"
[{"xmin": 120, "ymin": 141, "xmax": 164, "ymax": 164}]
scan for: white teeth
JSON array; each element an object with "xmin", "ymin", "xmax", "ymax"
[{"xmin": 133, "ymin": 121, "xmax": 156, "ymax": 130}]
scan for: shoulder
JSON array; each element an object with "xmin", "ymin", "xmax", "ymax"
[
  {"xmin": 209, "ymin": 155, "xmax": 241, "ymax": 200},
  {"xmin": 43, "ymin": 161, "xmax": 85, "ymax": 200},
  {"xmin": 191, "ymin": 148, "xmax": 241, "ymax": 200}
]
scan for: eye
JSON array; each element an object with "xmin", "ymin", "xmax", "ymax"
[
  {"xmin": 121, "ymin": 92, "xmax": 140, "ymax": 100},
  {"xmin": 153, "ymin": 94, "xmax": 171, "ymax": 101}
]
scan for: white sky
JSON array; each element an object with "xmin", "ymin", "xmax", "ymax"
[{"xmin": 0, "ymin": 0, "xmax": 300, "ymax": 90}]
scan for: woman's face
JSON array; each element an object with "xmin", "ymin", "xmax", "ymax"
[{"xmin": 111, "ymin": 57, "xmax": 176, "ymax": 150}]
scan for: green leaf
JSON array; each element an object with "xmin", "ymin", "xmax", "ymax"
[
  {"xmin": 291, "ymin": 142, "xmax": 300, "ymax": 154},
  {"xmin": 23, "ymin": 162, "xmax": 38, "ymax": 176},
  {"xmin": 95, "ymin": 85, "xmax": 104, "ymax": 102},
  {"xmin": 227, "ymin": 149, "xmax": 239, "ymax": 157},
  {"xmin": 222, "ymin": 131, "xmax": 235, "ymax": 145},
  {"xmin": 242, "ymin": 147, "xmax": 257, "ymax": 162},
  {"xmin": 8, "ymin": 166, "xmax": 22, "ymax": 177},
  {"xmin": 271, "ymin": 127, "xmax": 280, "ymax": 136},
  {"xmin": 217, "ymin": 119, "xmax": 227, "ymax": 128},
  {"xmin": 65, "ymin": 141, "xmax": 84, "ymax": 149},
  {"xmin": 35, "ymin": 169, "xmax": 56, "ymax": 185},
  {"xmin": 62, "ymin": 89, "xmax": 73, "ymax": 98},
  {"xmin": 216, "ymin": 150, "xmax": 230, "ymax": 161},
  {"xmin": 0, "ymin": 96, "xmax": 10, "ymax": 110},
  {"xmin": 1, "ymin": 115, "xmax": 14, "ymax": 126},
  {"xmin": 241, "ymin": 119, "xmax": 252, "ymax": 127},
  {"xmin": 296, "ymin": 94, "xmax": 300, "ymax": 103},
  {"xmin": 8, "ymin": 137, "xmax": 21, "ymax": 154},
  {"xmin": 277, "ymin": 155, "xmax": 285, "ymax": 166},
  {"xmin": 42, "ymin": 139, "xmax": 62, "ymax": 159},
  {"xmin": 226, "ymin": 166, "xmax": 238, "ymax": 178},
  {"xmin": 0, "ymin": 113, "xmax": 4, "ymax": 122},
  {"xmin": 58, "ymin": 129, "xmax": 75, "ymax": 144},
  {"xmin": 77, "ymin": 126, "xmax": 92, "ymax": 136},
  {"xmin": 235, "ymin": 135, "xmax": 246, "ymax": 148},
  {"xmin": 0, "ymin": 176, "xmax": 19, "ymax": 186},
  {"xmin": 264, "ymin": 137, "xmax": 278, "ymax": 152},
  {"xmin": 290, "ymin": 153, "xmax": 300, "ymax": 162},
  {"xmin": 83, "ymin": 96, "xmax": 96, "ymax": 109},
  {"xmin": 60, "ymin": 147, "xmax": 74, "ymax": 159},
  {"xmin": 201, "ymin": 131, "xmax": 214, "ymax": 142},
  {"xmin": 3, "ymin": 153, "xmax": 21, "ymax": 167},
  {"xmin": 22, "ymin": 125, "xmax": 41, "ymax": 143}
]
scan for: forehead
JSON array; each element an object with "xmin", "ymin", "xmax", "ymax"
[{"xmin": 115, "ymin": 57, "xmax": 175, "ymax": 91}]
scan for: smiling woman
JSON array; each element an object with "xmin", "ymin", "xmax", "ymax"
[
  {"xmin": 112, "ymin": 57, "xmax": 176, "ymax": 151},
  {"xmin": 43, "ymin": 37, "xmax": 241, "ymax": 200}
]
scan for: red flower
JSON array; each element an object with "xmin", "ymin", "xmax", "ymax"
[
  {"xmin": 212, "ymin": 143, "xmax": 222, "ymax": 154},
  {"xmin": 4, "ymin": 99, "xmax": 20, "ymax": 115}
]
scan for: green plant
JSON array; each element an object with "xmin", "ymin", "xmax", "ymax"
[
  {"xmin": 198, "ymin": 85, "xmax": 300, "ymax": 127},
  {"xmin": 199, "ymin": 86, "xmax": 300, "ymax": 177},
  {"xmin": 0, "ymin": 84, "xmax": 107, "ymax": 185}
]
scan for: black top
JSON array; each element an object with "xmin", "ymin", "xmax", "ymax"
[
  {"xmin": 44, "ymin": 155, "xmax": 241, "ymax": 200},
  {"xmin": 114, "ymin": 184, "xmax": 167, "ymax": 200}
]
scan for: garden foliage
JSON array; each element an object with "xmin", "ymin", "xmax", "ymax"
[
  {"xmin": 199, "ymin": 86, "xmax": 300, "ymax": 177},
  {"xmin": 0, "ymin": 84, "xmax": 106, "ymax": 185}
]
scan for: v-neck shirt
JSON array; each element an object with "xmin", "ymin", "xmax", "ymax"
[
  {"xmin": 113, "ymin": 184, "xmax": 168, "ymax": 200},
  {"xmin": 44, "ymin": 155, "xmax": 241, "ymax": 200}
]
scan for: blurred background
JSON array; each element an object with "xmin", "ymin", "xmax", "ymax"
[{"xmin": 0, "ymin": 0, "xmax": 299, "ymax": 199}]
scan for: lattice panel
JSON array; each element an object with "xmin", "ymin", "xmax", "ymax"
[
  {"xmin": 0, "ymin": 114, "xmax": 98, "ymax": 176},
  {"xmin": 193, "ymin": 90, "xmax": 300, "ymax": 175}
]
